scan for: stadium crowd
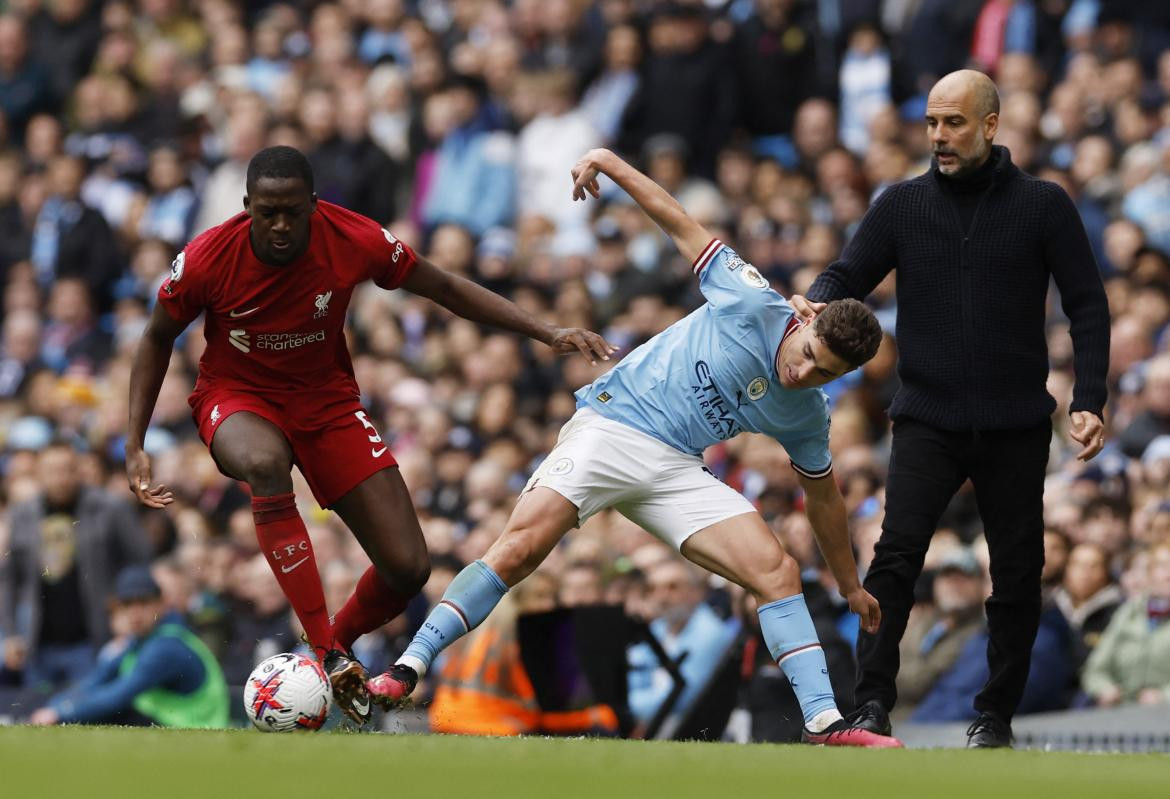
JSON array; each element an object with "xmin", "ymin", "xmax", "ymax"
[{"xmin": 2, "ymin": 0, "xmax": 1170, "ymax": 738}]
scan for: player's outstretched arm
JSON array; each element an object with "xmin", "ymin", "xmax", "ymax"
[
  {"xmin": 126, "ymin": 301, "xmax": 186, "ymax": 508},
  {"xmin": 797, "ymin": 471, "xmax": 881, "ymax": 634},
  {"xmin": 570, "ymin": 148, "xmax": 711, "ymax": 264},
  {"xmin": 400, "ymin": 257, "xmax": 617, "ymax": 365}
]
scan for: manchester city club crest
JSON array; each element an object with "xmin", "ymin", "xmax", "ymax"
[
  {"xmin": 747, "ymin": 377, "xmax": 769, "ymax": 400},
  {"xmin": 740, "ymin": 265, "xmax": 769, "ymax": 289}
]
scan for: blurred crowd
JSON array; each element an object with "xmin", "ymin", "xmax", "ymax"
[{"xmin": 2, "ymin": 0, "xmax": 1170, "ymax": 737}]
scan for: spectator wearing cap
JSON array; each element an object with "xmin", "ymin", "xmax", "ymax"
[
  {"xmin": 1082, "ymin": 542, "xmax": 1170, "ymax": 708},
  {"xmin": 28, "ymin": 565, "xmax": 229, "ymax": 728},
  {"xmin": 893, "ymin": 548, "xmax": 987, "ymax": 720},
  {"xmin": 1119, "ymin": 355, "xmax": 1170, "ymax": 459},
  {"xmin": 1, "ymin": 440, "xmax": 151, "ymax": 693}
]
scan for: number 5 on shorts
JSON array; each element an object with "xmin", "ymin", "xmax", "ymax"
[{"xmin": 355, "ymin": 410, "xmax": 388, "ymax": 457}]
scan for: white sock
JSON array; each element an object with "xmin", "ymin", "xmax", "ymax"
[
  {"xmin": 396, "ymin": 654, "xmax": 428, "ymax": 679},
  {"xmin": 806, "ymin": 708, "xmax": 844, "ymax": 733}
]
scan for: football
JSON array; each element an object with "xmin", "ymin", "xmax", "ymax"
[{"xmin": 243, "ymin": 653, "xmax": 332, "ymax": 732}]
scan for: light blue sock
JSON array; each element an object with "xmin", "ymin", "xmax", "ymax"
[
  {"xmin": 757, "ymin": 594, "xmax": 839, "ymax": 726},
  {"xmin": 397, "ymin": 560, "xmax": 508, "ymax": 677}
]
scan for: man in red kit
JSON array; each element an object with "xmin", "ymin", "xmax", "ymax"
[{"xmin": 125, "ymin": 146, "xmax": 614, "ymax": 725}]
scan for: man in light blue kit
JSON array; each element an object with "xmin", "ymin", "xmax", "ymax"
[{"xmin": 368, "ymin": 148, "xmax": 901, "ymax": 747}]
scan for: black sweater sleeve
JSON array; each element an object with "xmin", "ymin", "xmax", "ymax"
[
  {"xmin": 806, "ymin": 184, "xmax": 899, "ymax": 303},
  {"xmin": 1044, "ymin": 182, "xmax": 1111, "ymax": 417}
]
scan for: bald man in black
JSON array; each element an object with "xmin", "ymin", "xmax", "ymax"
[{"xmin": 793, "ymin": 70, "xmax": 1110, "ymax": 747}]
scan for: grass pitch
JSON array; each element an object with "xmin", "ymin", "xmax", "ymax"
[{"xmin": 2, "ymin": 725, "xmax": 1166, "ymax": 799}]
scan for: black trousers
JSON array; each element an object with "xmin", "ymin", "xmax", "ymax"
[{"xmin": 855, "ymin": 417, "xmax": 1051, "ymax": 721}]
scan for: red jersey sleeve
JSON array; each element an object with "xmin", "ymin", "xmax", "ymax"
[
  {"xmin": 367, "ymin": 225, "xmax": 418, "ymax": 290},
  {"xmin": 156, "ymin": 247, "xmax": 209, "ymax": 324}
]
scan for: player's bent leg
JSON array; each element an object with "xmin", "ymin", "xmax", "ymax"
[
  {"xmin": 680, "ymin": 514, "xmax": 903, "ymax": 749},
  {"xmin": 330, "ymin": 467, "xmax": 428, "ymax": 650},
  {"xmin": 213, "ymin": 413, "xmax": 337, "ymax": 682},
  {"xmin": 481, "ymin": 487, "xmax": 581, "ymax": 585},
  {"xmin": 367, "ymin": 488, "xmax": 579, "ymax": 708}
]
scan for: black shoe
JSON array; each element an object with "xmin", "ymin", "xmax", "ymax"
[
  {"xmin": 323, "ymin": 648, "xmax": 372, "ymax": 726},
  {"xmin": 846, "ymin": 699, "xmax": 893, "ymax": 737},
  {"xmin": 966, "ymin": 712, "xmax": 1013, "ymax": 749}
]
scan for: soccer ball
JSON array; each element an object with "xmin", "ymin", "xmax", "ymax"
[{"xmin": 243, "ymin": 653, "xmax": 332, "ymax": 732}]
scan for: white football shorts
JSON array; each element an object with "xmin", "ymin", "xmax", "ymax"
[{"xmin": 523, "ymin": 407, "xmax": 757, "ymax": 550}]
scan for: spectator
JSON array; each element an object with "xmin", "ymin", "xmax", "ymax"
[
  {"xmin": 626, "ymin": 560, "xmax": 740, "ymax": 727},
  {"xmin": 0, "ymin": 440, "xmax": 151, "ymax": 692},
  {"xmin": 28, "ymin": 565, "xmax": 229, "ymax": 728},
  {"xmin": 732, "ymin": 0, "xmax": 817, "ymax": 140},
  {"xmin": 0, "ymin": 15, "xmax": 54, "ymax": 139},
  {"xmin": 1052, "ymin": 542, "xmax": 1124, "ymax": 671},
  {"xmin": 618, "ymin": 3, "xmax": 735, "ymax": 177},
  {"xmin": 1082, "ymin": 542, "xmax": 1170, "ymax": 707},
  {"xmin": 516, "ymin": 69, "xmax": 600, "ymax": 242},
  {"xmin": 30, "ymin": 154, "xmax": 123, "ymax": 312},
  {"xmin": 579, "ymin": 23, "xmax": 640, "ymax": 145},
  {"xmin": 1119, "ymin": 356, "xmax": 1170, "ymax": 458},
  {"xmin": 894, "ymin": 548, "xmax": 985, "ymax": 716},
  {"xmin": 421, "ymin": 77, "xmax": 516, "ymax": 235}
]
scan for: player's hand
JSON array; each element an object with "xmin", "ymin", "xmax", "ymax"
[
  {"xmin": 789, "ymin": 295, "xmax": 826, "ymax": 323},
  {"xmin": 126, "ymin": 446, "xmax": 174, "ymax": 508},
  {"xmin": 549, "ymin": 327, "xmax": 618, "ymax": 366},
  {"xmin": 845, "ymin": 586, "xmax": 881, "ymax": 634},
  {"xmin": 1069, "ymin": 411, "xmax": 1105, "ymax": 462},
  {"xmin": 29, "ymin": 707, "xmax": 59, "ymax": 726},
  {"xmin": 570, "ymin": 149, "xmax": 612, "ymax": 201}
]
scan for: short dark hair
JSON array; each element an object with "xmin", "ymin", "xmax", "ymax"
[
  {"xmin": 246, "ymin": 145, "xmax": 314, "ymax": 194},
  {"xmin": 813, "ymin": 299, "xmax": 883, "ymax": 369}
]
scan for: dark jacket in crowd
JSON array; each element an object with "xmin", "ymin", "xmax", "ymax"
[
  {"xmin": 910, "ymin": 604, "xmax": 1074, "ymax": 721},
  {"xmin": 808, "ymin": 146, "xmax": 1110, "ymax": 430},
  {"xmin": 0, "ymin": 487, "xmax": 151, "ymax": 654}
]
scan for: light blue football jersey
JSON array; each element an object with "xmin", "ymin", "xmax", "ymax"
[{"xmin": 576, "ymin": 240, "xmax": 832, "ymax": 478}]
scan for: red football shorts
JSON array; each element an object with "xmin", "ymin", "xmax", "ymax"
[{"xmin": 191, "ymin": 385, "xmax": 397, "ymax": 507}]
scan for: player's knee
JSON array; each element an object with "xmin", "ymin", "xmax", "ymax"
[
  {"xmin": 399, "ymin": 557, "xmax": 431, "ymax": 597},
  {"xmin": 486, "ymin": 529, "xmax": 542, "ymax": 585},
  {"xmin": 750, "ymin": 550, "xmax": 802, "ymax": 602},
  {"xmin": 236, "ymin": 449, "xmax": 292, "ymax": 494}
]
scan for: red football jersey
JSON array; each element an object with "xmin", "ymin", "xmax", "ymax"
[{"xmin": 158, "ymin": 200, "xmax": 417, "ymax": 395}]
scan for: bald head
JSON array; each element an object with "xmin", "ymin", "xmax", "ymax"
[
  {"xmin": 926, "ymin": 70, "xmax": 1000, "ymax": 177},
  {"xmin": 933, "ymin": 70, "xmax": 1000, "ymax": 117}
]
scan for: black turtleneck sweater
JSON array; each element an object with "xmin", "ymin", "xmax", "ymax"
[
  {"xmin": 808, "ymin": 145, "xmax": 1110, "ymax": 431},
  {"xmin": 937, "ymin": 150, "xmax": 997, "ymax": 234}
]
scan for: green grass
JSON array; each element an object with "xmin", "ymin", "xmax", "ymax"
[{"xmin": 1, "ymin": 726, "xmax": 1167, "ymax": 799}]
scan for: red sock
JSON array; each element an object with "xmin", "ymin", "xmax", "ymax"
[
  {"xmin": 331, "ymin": 565, "xmax": 413, "ymax": 651},
  {"xmin": 252, "ymin": 493, "xmax": 332, "ymax": 657}
]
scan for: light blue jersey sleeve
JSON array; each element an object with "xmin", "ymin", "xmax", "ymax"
[
  {"xmin": 692, "ymin": 239, "xmax": 779, "ymax": 315},
  {"xmin": 777, "ymin": 424, "xmax": 833, "ymax": 479}
]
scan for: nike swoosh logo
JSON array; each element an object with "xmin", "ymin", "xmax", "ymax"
[
  {"xmin": 371, "ymin": 446, "xmax": 388, "ymax": 458},
  {"xmin": 230, "ymin": 307, "xmax": 260, "ymax": 317},
  {"xmin": 352, "ymin": 695, "xmax": 370, "ymax": 715},
  {"xmin": 280, "ymin": 556, "xmax": 309, "ymax": 573}
]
